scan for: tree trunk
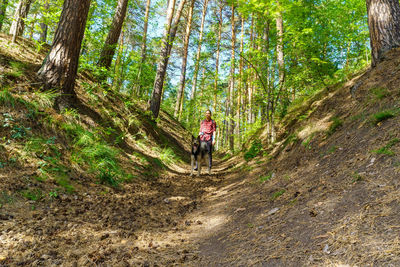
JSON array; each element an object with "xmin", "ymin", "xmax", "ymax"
[
  {"xmin": 39, "ymin": 1, "xmax": 49, "ymax": 43},
  {"xmin": 135, "ymin": 0, "xmax": 151, "ymax": 97},
  {"xmin": 98, "ymin": 0, "xmax": 129, "ymax": 69},
  {"xmin": 366, "ymin": 0, "xmax": 400, "ymax": 67},
  {"xmin": 37, "ymin": 0, "xmax": 91, "ymax": 111},
  {"xmin": 10, "ymin": 0, "xmax": 33, "ymax": 42},
  {"xmin": 213, "ymin": 3, "xmax": 223, "ymax": 114},
  {"xmin": 0, "ymin": 0, "xmax": 9, "ymax": 32},
  {"xmin": 235, "ymin": 16, "xmax": 244, "ymax": 150},
  {"xmin": 175, "ymin": 0, "xmax": 195, "ymax": 118},
  {"xmin": 276, "ymin": 1, "xmax": 286, "ymax": 105},
  {"xmin": 190, "ymin": 0, "xmax": 209, "ymax": 100},
  {"xmin": 228, "ymin": 3, "xmax": 235, "ymax": 151},
  {"xmin": 149, "ymin": 0, "xmax": 187, "ymax": 118},
  {"xmin": 247, "ymin": 15, "xmax": 254, "ymax": 124}
]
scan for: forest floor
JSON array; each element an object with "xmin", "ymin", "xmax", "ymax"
[{"xmin": 1, "ymin": 35, "xmax": 400, "ymax": 266}]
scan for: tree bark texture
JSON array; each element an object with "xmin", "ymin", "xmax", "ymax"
[
  {"xmin": 37, "ymin": 0, "xmax": 91, "ymax": 111},
  {"xmin": 10, "ymin": 0, "xmax": 33, "ymax": 42},
  {"xmin": 190, "ymin": 0, "xmax": 209, "ymax": 100},
  {"xmin": 0, "ymin": 0, "xmax": 9, "ymax": 32},
  {"xmin": 149, "ymin": 0, "xmax": 187, "ymax": 118},
  {"xmin": 366, "ymin": 0, "xmax": 400, "ymax": 67},
  {"xmin": 213, "ymin": 3, "xmax": 223, "ymax": 114},
  {"xmin": 175, "ymin": 0, "xmax": 195, "ymax": 118},
  {"xmin": 135, "ymin": 0, "xmax": 151, "ymax": 96},
  {"xmin": 98, "ymin": 0, "xmax": 129, "ymax": 69},
  {"xmin": 276, "ymin": 2, "xmax": 285, "ymax": 103},
  {"xmin": 228, "ymin": 3, "xmax": 235, "ymax": 151}
]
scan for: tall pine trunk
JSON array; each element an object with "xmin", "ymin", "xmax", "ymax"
[
  {"xmin": 228, "ymin": 3, "xmax": 236, "ymax": 151},
  {"xmin": 213, "ymin": 3, "xmax": 223, "ymax": 114},
  {"xmin": 37, "ymin": 0, "xmax": 91, "ymax": 111},
  {"xmin": 276, "ymin": 1, "xmax": 286, "ymax": 108},
  {"xmin": 98, "ymin": 0, "xmax": 129, "ymax": 69},
  {"xmin": 190, "ymin": 0, "xmax": 209, "ymax": 99},
  {"xmin": 0, "ymin": 0, "xmax": 9, "ymax": 32},
  {"xmin": 236, "ymin": 16, "xmax": 244, "ymax": 150},
  {"xmin": 149, "ymin": 0, "xmax": 187, "ymax": 118},
  {"xmin": 366, "ymin": 0, "xmax": 400, "ymax": 67},
  {"xmin": 135, "ymin": 0, "xmax": 151, "ymax": 97},
  {"xmin": 10, "ymin": 0, "xmax": 33, "ymax": 42},
  {"xmin": 175, "ymin": 0, "xmax": 195, "ymax": 118}
]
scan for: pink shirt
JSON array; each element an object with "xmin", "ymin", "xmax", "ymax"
[{"xmin": 200, "ymin": 119, "xmax": 216, "ymax": 141}]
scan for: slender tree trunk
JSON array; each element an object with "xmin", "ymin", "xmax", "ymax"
[
  {"xmin": 213, "ymin": 3, "xmax": 223, "ymax": 114},
  {"xmin": 135, "ymin": 0, "xmax": 151, "ymax": 96},
  {"xmin": 276, "ymin": 1, "xmax": 286, "ymax": 106},
  {"xmin": 228, "ymin": 3, "xmax": 235, "ymax": 151},
  {"xmin": 175, "ymin": 0, "xmax": 195, "ymax": 118},
  {"xmin": 190, "ymin": 0, "xmax": 209, "ymax": 100},
  {"xmin": 247, "ymin": 15, "xmax": 254, "ymax": 124},
  {"xmin": 98, "ymin": 0, "xmax": 129, "ymax": 69},
  {"xmin": 236, "ymin": 16, "xmax": 244, "ymax": 150},
  {"xmin": 149, "ymin": 0, "xmax": 187, "ymax": 118},
  {"xmin": 37, "ymin": 0, "xmax": 91, "ymax": 111},
  {"xmin": 366, "ymin": 0, "xmax": 400, "ymax": 67},
  {"xmin": 39, "ymin": 1, "xmax": 49, "ymax": 43},
  {"xmin": 112, "ymin": 29, "xmax": 125, "ymax": 90},
  {"xmin": 10, "ymin": 0, "xmax": 33, "ymax": 42},
  {"xmin": 0, "ymin": 0, "xmax": 9, "ymax": 32}
]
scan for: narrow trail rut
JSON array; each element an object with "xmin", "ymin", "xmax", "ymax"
[{"xmin": 0, "ymin": 157, "xmax": 247, "ymax": 266}]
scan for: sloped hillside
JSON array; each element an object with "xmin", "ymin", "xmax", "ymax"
[
  {"xmin": 193, "ymin": 49, "xmax": 400, "ymax": 266},
  {"xmin": 0, "ymin": 34, "xmax": 223, "ymax": 265}
]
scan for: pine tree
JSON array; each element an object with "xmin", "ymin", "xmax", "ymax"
[{"xmin": 37, "ymin": 0, "xmax": 91, "ymax": 111}]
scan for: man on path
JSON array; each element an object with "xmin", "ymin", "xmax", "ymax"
[{"xmin": 196, "ymin": 110, "xmax": 216, "ymax": 173}]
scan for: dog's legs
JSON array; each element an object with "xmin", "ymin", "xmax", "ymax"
[
  {"xmin": 197, "ymin": 155, "xmax": 201, "ymax": 177},
  {"xmin": 190, "ymin": 155, "xmax": 194, "ymax": 176}
]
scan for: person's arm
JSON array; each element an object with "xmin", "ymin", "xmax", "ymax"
[{"xmin": 212, "ymin": 121, "xmax": 216, "ymax": 145}]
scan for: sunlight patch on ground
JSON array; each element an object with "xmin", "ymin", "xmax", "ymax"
[{"xmin": 298, "ymin": 113, "xmax": 333, "ymax": 140}]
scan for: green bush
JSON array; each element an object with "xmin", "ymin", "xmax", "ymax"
[{"xmin": 244, "ymin": 140, "xmax": 263, "ymax": 161}]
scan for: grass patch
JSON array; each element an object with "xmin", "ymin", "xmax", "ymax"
[
  {"xmin": 271, "ymin": 189, "xmax": 286, "ymax": 200},
  {"xmin": 371, "ymin": 110, "xmax": 396, "ymax": 125},
  {"xmin": 21, "ymin": 188, "xmax": 43, "ymax": 201},
  {"xmin": 351, "ymin": 172, "xmax": 363, "ymax": 183},
  {"xmin": 244, "ymin": 140, "xmax": 263, "ymax": 161},
  {"xmin": 0, "ymin": 88, "xmax": 16, "ymax": 107},
  {"xmin": 6, "ymin": 61, "xmax": 26, "ymax": 78},
  {"xmin": 327, "ymin": 117, "xmax": 343, "ymax": 136},
  {"xmin": 260, "ymin": 172, "xmax": 273, "ymax": 183},
  {"xmin": 372, "ymin": 138, "xmax": 400, "ymax": 156},
  {"xmin": 302, "ymin": 133, "xmax": 315, "ymax": 150},
  {"xmin": 370, "ymin": 87, "xmax": 389, "ymax": 100},
  {"xmin": 327, "ymin": 145, "xmax": 338, "ymax": 154},
  {"xmin": 65, "ymin": 122, "xmax": 131, "ymax": 186}
]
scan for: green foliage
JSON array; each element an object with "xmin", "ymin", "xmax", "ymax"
[
  {"xmin": 302, "ymin": 133, "xmax": 315, "ymax": 149},
  {"xmin": 271, "ymin": 189, "xmax": 286, "ymax": 200},
  {"xmin": 33, "ymin": 89, "xmax": 59, "ymax": 109},
  {"xmin": 371, "ymin": 110, "xmax": 396, "ymax": 125},
  {"xmin": 370, "ymin": 87, "xmax": 389, "ymax": 100},
  {"xmin": 6, "ymin": 61, "xmax": 26, "ymax": 78},
  {"xmin": 327, "ymin": 145, "xmax": 338, "ymax": 154},
  {"xmin": 64, "ymin": 122, "xmax": 129, "ymax": 186},
  {"xmin": 372, "ymin": 138, "xmax": 400, "ymax": 156},
  {"xmin": 21, "ymin": 189, "xmax": 43, "ymax": 201},
  {"xmin": 244, "ymin": 140, "xmax": 263, "ymax": 161},
  {"xmin": 327, "ymin": 117, "xmax": 343, "ymax": 136},
  {"xmin": 351, "ymin": 172, "xmax": 363, "ymax": 183},
  {"xmin": 260, "ymin": 172, "xmax": 273, "ymax": 183},
  {"xmin": 11, "ymin": 125, "xmax": 31, "ymax": 139},
  {"xmin": 0, "ymin": 89, "xmax": 15, "ymax": 107}
]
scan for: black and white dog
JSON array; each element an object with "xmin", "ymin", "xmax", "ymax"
[{"xmin": 190, "ymin": 135, "xmax": 210, "ymax": 176}]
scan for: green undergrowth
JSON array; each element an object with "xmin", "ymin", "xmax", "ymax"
[
  {"xmin": 327, "ymin": 117, "xmax": 343, "ymax": 136},
  {"xmin": 63, "ymin": 122, "xmax": 133, "ymax": 187},
  {"xmin": 370, "ymin": 109, "xmax": 398, "ymax": 125},
  {"xmin": 244, "ymin": 140, "xmax": 263, "ymax": 161},
  {"xmin": 372, "ymin": 138, "xmax": 399, "ymax": 156}
]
